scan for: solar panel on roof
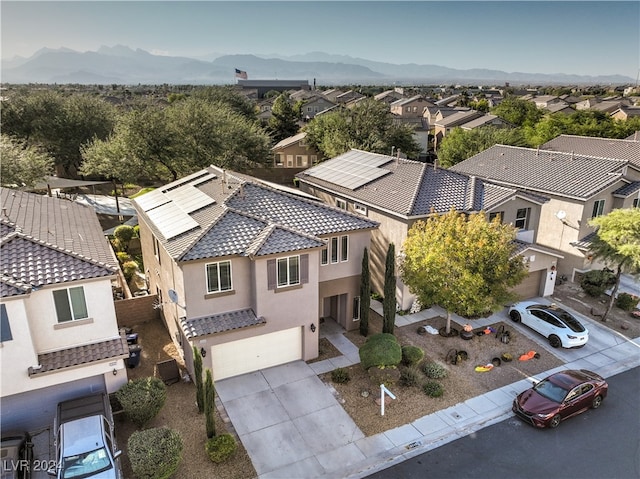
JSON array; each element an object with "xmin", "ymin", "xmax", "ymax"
[
  {"xmin": 166, "ymin": 170, "xmax": 216, "ymax": 191},
  {"xmin": 305, "ymin": 151, "xmax": 392, "ymax": 189},
  {"xmin": 147, "ymin": 202, "xmax": 199, "ymax": 239},
  {"xmin": 164, "ymin": 184, "xmax": 215, "ymax": 213},
  {"xmin": 135, "ymin": 189, "xmax": 170, "ymax": 212},
  {"xmin": 191, "ymin": 173, "xmax": 216, "ymax": 186}
]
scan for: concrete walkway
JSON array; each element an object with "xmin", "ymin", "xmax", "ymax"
[{"xmin": 216, "ymin": 299, "xmax": 640, "ymax": 478}]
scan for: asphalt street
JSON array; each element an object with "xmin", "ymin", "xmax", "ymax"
[{"xmin": 369, "ymin": 367, "xmax": 640, "ymax": 479}]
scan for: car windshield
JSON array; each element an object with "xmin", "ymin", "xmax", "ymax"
[
  {"xmin": 556, "ymin": 311, "xmax": 586, "ymax": 332},
  {"xmin": 63, "ymin": 447, "xmax": 112, "ymax": 479},
  {"xmin": 533, "ymin": 378, "xmax": 569, "ymax": 404}
]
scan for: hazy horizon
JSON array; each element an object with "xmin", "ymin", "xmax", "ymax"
[{"xmin": 2, "ymin": 1, "xmax": 639, "ymax": 79}]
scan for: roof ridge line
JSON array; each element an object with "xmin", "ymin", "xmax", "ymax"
[{"xmin": 406, "ymin": 163, "xmax": 428, "ymax": 215}]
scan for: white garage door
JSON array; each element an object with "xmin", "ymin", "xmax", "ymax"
[
  {"xmin": 511, "ymin": 270, "xmax": 543, "ymax": 300},
  {"xmin": 211, "ymin": 327, "xmax": 302, "ymax": 380}
]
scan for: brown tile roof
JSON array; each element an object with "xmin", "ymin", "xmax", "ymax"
[
  {"xmin": 180, "ymin": 308, "xmax": 266, "ymax": 338},
  {"xmin": 29, "ymin": 335, "xmax": 129, "ymax": 375},
  {"xmin": 541, "ymin": 134, "xmax": 640, "ymax": 167}
]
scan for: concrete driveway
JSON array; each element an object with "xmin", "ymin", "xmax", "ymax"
[{"xmin": 215, "ymin": 360, "xmax": 365, "ymax": 478}]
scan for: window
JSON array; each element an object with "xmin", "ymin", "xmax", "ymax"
[
  {"xmin": 286, "ymin": 155, "xmax": 294, "ymax": 167},
  {"xmin": 307, "ymin": 106, "xmax": 312, "ymax": 113},
  {"xmin": 277, "ymin": 256, "xmax": 300, "ymax": 287},
  {"xmin": 53, "ymin": 287, "xmax": 88, "ymax": 323},
  {"xmin": 336, "ymin": 198, "xmax": 347, "ymax": 210},
  {"xmin": 330, "ymin": 237, "xmax": 339, "ymax": 263},
  {"xmin": 275, "ymin": 153, "xmax": 284, "ymax": 166},
  {"xmin": 206, "ymin": 261, "xmax": 232, "ymax": 293},
  {"xmin": 592, "ymin": 199, "xmax": 605, "ymax": 218},
  {"xmin": 1, "ymin": 304, "xmax": 12, "ymax": 342},
  {"xmin": 354, "ymin": 203, "xmax": 367, "ymax": 215},
  {"xmin": 634, "ymin": 198, "xmax": 639, "ymax": 208},
  {"xmin": 340, "ymin": 235, "xmax": 348, "ymax": 262},
  {"xmin": 311, "ymin": 155, "xmax": 318, "ymax": 165},
  {"xmin": 321, "ymin": 245, "xmax": 328, "ymax": 265},
  {"xmin": 153, "ymin": 237, "xmax": 161, "ymax": 264},
  {"xmin": 353, "ymin": 296, "xmax": 361, "ymax": 320},
  {"xmin": 296, "ymin": 155, "xmax": 307, "ymax": 167},
  {"xmin": 489, "ymin": 211, "xmax": 503, "ymax": 223},
  {"xmin": 514, "ymin": 208, "xmax": 530, "ymax": 229}
]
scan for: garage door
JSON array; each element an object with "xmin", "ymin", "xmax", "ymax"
[
  {"xmin": 211, "ymin": 327, "xmax": 302, "ymax": 380},
  {"xmin": 511, "ymin": 270, "xmax": 543, "ymax": 300}
]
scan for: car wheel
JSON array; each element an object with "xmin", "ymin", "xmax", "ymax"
[
  {"xmin": 549, "ymin": 335, "xmax": 562, "ymax": 348},
  {"xmin": 509, "ymin": 310, "xmax": 521, "ymax": 323},
  {"xmin": 591, "ymin": 395, "xmax": 603, "ymax": 409},
  {"xmin": 549, "ymin": 414, "xmax": 562, "ymax": 428}
]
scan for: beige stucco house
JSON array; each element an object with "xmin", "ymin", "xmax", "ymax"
[
  {"xmin": 296, "ymin": 150, "xmax": 561, "ymax": 311},
  {"xmin": 133, "ymin": 167, "xmax": 377, "ymax": 380},
  {"xmin": 0, "ymin": 188, "xmax": 128, "ymax": 432},
  {"xmin": 451, "ymin": 140, "xmax": 640, "ymax": 281}
]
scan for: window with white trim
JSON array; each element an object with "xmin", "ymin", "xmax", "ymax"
[
  {"xmin": 277, "ymin": 256, "xmax": 300, "ymax": 287},
  {"xmin": 354, "ymin": 202, "xmax": 367, "ymax": 215},
  {"xmin": 53, "ymin": 286, "xmax": 88, "ymax": 323},
  {"xmin": 321, "ymin": 240, "xmax": 328, "ymax": 265},
  {"xmin": 1, "ymin": 304, "xmax": 12, "ymax": 342},
  {"xmin": 633, "ymin": 198, "xmax": 639, "ymax": 208},
  {"xmin": 287, "ymin": 155, "xmax": 294, "ymax": 167},
  {"xmin": 340, "ymin": 235, "xmax": 348, "ymax": 262},
  {"xmin": 330, "ymin": 237, "xmax": 339, "ymax": 263},
  {"xmin": 206, "ymin": 261, "xmax": 232, "ymax": 293},
  {"xmin": 153, "ymin": 237, "xmax": 161, "ymax": 264},
  {"xmin": 353, "ymin": 296, "xmax": 361, "ymax": 321},
  {"xmin": 514, "ymin": 208, "xmax": 530, "ymax": 229},
  {"xmin": 489, "ymin": 211, "xmax": 503, "ymax": 223},
  {"xmin": 591, "ymin": 199, "xmax": 605, "ymax": 218},
  {"xmin": 336, "ymin": 198, "xmax": 347, "ymax": 210}
]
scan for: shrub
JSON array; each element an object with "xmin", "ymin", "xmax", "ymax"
[
  {"xmin": 116, "ymin": 251, "xmax": 130, "ymax": 264},
  {"xmin": 205, "ymin": 434, "xmax": 237, "ymax": 464},
  {"xmin": 128, "ymin": 427, "xmax": 183, "ymax": 479},
  {"xmin": 133, "ymin": 224, "xmax": 140, "ymax": 238},
  {"xmin": 399, "ymin": 367, "xmax": 421, "ymax": 387},
  {"xmin": 204, "ymin": 369, "xmax": 215, "ymax": 438},
  {"xmin": 616, "ymin": 292, "xmax": 639, "ymax": 312},
  {"xmin": 580, "ymin": 269, "xmax": 616, "ymax": 297},
  {"xmin": 401, "ymin": 345, "xmax": 424, "ymax": 366},
  {"xmin": 368, "ymin": 365, "xmax": 401, "ymax": 387},
  {"xmin": 331, "ymin": 367, "xmax": 351, "ymax": 384},
  {"xmin": 423, "ymin": 381, "xmax": 444, "ymax": 398},
  {"xmin": 114, "ymin": 225, "xmax": 135, "ymax": 251},
  {"xmin": 422, "ymin": 361, "xmax": 448, "ymax": 379},
  {"xmin": 359, "ymin": 333, "xmax": 402, "ymax": 370},
  {"xmin": 122, "ymin": 260, "xmax": 139, "ymax": 282},
  {"xmin": 116, "ymin": 377, "xmax": 167, "ymax": 428}
]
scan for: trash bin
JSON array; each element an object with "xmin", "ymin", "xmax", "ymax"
[
  {"xmin": 126, "ymin": 333, "xmax": 138, "ymax": 345},
  {"xmin": 126, "ymin": 344, "xmax": 142, "ymax": 368}
]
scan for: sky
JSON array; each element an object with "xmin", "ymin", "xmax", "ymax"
[{"xmin": 1, "ymin": 1, "xmax": 639, "ymax": 79}]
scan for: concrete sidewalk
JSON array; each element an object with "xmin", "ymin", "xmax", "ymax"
[{"xmin": 216, "ymin": 300, "xmax": 640, "ymax": 479}]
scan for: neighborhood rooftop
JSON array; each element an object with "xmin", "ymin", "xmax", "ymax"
[{"xmin": 541, "ymin": 134, "xmax": 640, "ymax": 167}]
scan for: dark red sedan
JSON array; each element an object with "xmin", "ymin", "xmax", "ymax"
[{"xmin": 512, "ymin": 369, "xmax": 608, "ymax": 428}]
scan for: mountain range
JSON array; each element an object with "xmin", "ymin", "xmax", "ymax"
[{"xmin": 1, "ymin": 45, "xmax": 634, "ymax": 86}]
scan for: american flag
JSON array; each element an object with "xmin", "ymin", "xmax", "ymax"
[{"xmin": 235, "ymin": 68, "xmax": 248, "ymax": 80}]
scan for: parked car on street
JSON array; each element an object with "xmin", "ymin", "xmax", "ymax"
[
  {"xmin": 508, "ymin": 301, "xmax": 589, "ymax": 348},
  {"xmin": 513, "ymin": 369, "xmax": 608, "ymax": 428},
  {"xmin": 1, "ymin": 433, "xmax": 32, "ymax": 479}
]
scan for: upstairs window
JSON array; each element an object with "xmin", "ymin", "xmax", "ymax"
[
  {"xmin": 592, "ymin": 199, "xmax": 605, "ymax": 218},
  {"xmin": 340, "ymin": 235, "xmax": 349, "ymax": 262},
  {"xmin": 336, "ymin": 198, "xmax": 347, "ymax": 210},
  {"xmin": 330, "ymin": 237, "xmax": 339, "ymax": 263},
  {"xmin": 489, "ymin": 211, "xmax": 503, "ymax": 223},
  {"xmin": 354, "ymin": 203, "xmax": 367, "ymax": 215},
  {"xmin": 206, "ymin": 261, "xmax": 232, "ymax": 293},
  {"xmin": 514, "ymin": 208, "xmax": 530, "ymax": 230},
  {"xmin": 277, "ymin": 256, "xmax": 300, "ymax": 287},
  {"xmin": 53, "ymin": 286, "xmax": 88, "ymax": 323},
  {"xmin": 1, "ymin": 304, "xmax": 12, "ymax": 342}
]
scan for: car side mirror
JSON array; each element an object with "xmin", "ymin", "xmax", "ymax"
[
  {"xmin": 531, "ymin": 381, "xmax": 538, "ymax": 387},
  {"xmin": 114, "ymin": 450, "xmax": 122, "ymax": 460}
]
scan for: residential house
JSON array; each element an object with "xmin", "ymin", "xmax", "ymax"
[
  {"xmin": 530, "ymin": 95, "xmax": 566, "ymax": 109},
  {"xmin": 299, "ymin": 94, "xmax": 336, "ymax": 121},
  {"xmin": 256, "ymin": 98, "xmax": 275, "ymax": 122},
  {"xmin": 450, "ymin": 144, "xmax": 640, "ymax": 281},
  {"xmin": 296, "ymin": 150, "xmax": 561, "ymax": 310},
  {"xmin": 236, "ymin": 79, "xmax": 310, "ymax": 99},
  {"xmin": 545, "ymin": 103, "xmax": 575, "ymax": 115},
  {"xmin": 390, "ymin": 95, "xmax": 435, "ymax": 118},
  {"xmin": 321, "ymin": 89, "xmax": 346, "ymax": 103},
  {"xmin": 0, "ymin": 188, "xmax": 128, "ymax": 431},
  {"xmin": 335, "ymin": 90, "xmax": 366, "ymax": 105},
  {"xmin": 610, "ymin": 106, "xmax": 640, "ymax": 121},
  {"xmin": 433, "ymin": 109, "xmax": 484, "ymax": 148},
  {"xmin": 460, "ymin": 114, "xmax": 511, "ymax": 131},
  {"xmin": 133, "ymin": 168, "xmax": 377, "ymax": 380},
  {"xmin": 374, "ymin": 89, "xmax": 405, "ymax": 105}
]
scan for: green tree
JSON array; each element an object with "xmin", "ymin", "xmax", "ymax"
[
  {"xmin": 0, "ymin": 134, "xmax": 54, "ymax": 188},
  {"xmin": 193, "ymin": 346, "xmax": 204, "ymax": 413},
  {"xmin": 382, "ymin": 243, "xmax": 396, "ymax": 335},
  {"xmin": 437, "ymin": 127, "xmax": 527, "ymax": 167},
  {"xmin": 401, "ymin": 209, "xmax": 527, "ymax": 334},
  {"xmin": 588, "ymin": 208, "xmax": 640, "ymax": 322},
  {"xmin": 193, "ymin": 86, "xmax": 258, "ymax": 121},
  {"xmin": 491, "ymin": 96, "xmax": 543, "ymax": 128},
  {"xmin": 359, "ymin": 247, "xmax": 371, "ymax": 337},
  {"xmin": 304, "ymin": 98, "xmax": 420, "ymax": 159},
  {"xmin": 204, "ymin": 369, "xmax": 216, "ymax": 439},
  {"xmin": 524, "ymin": 110, "xmax": 625, "ymax": 146},
  {"xmin": 268, "ymin": 93, "xmax": 300, "ymax": 142}
]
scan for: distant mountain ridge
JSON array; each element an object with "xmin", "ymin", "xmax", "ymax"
[{"xmin": 1, "ymin": 45, "xmax": 634, "ymax": 85}]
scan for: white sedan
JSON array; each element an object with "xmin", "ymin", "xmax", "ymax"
[{"xmin": 508, "ymin": 301, "xmax": 589, "ymax": 348}]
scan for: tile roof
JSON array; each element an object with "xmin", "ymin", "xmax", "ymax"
[
  {"xmin": 570, "ymin": 231, "xmax": 597, "ymax": 251},
  {"xmin": 435, "ymin": 110, "xmax": 482, "ymax": 127},
  {"xmin": 272, "ymin": 132, "xmax": 307, "ymax": 150},
  {"xmin": 460, "ymin": 114, "xmax": 503, "ymax": 129},
  {"xmin": 254, "ymin": 226, "xmax": 325, "ymax": 256},
  {"xmin": 626, "ymin": 131, "xmax": 640, "ymax": 141},
  {"xmin": 1, "ymin": 233, "xmax": 116, "ymax": 290},
  {"xmin": 29, "ymin": 335, "xmax": 129, "ymax": 375},
  {"xmin": 450, "ymin": 145, "xmax": 629, "ymax": 200},
  {"xmin": 541, "ymin": 135, "xmax": 640, "ymax": 167},
  {"xmin": 180, "ymin": 308, "xmax": 266, "ymax": 338},
  {"xmin": 133, "ymin": 167, "xmax": 378, "ymax": 262},
  {"xmin": 613, "ymin": 181, "xmax": 640, "ymax": 197}
]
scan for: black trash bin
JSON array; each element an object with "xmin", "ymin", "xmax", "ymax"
[
  {"xmin": 126, "ymin": 344, "xmax": 142, "ymax": 368},
  {"xmin": 126, "ymin": 333, "xmax": 139, "ymax": 345}
]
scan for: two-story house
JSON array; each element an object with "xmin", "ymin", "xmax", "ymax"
[
  {"xmin": 0, "ymin": 188, "xmax": 128, "ymax": 432},
  {"xmin": 296, "ymin": 150, "xmax": 562, "ymax": 310},
  {"xmin": 133, "ymin": 167, "xmax": 377, "ymax": 380},
  {"xmin": 450, "ymin": 142, "xmax": 640, "ymax": 280},
  {"xmin": 390, "ymin": 95, "xmax": 435, "ymax": 119},
  {"xmin": 300, "ymin": 94, "xmax": 337, "ymax": 121}
]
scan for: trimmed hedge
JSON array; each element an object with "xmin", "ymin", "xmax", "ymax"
[
  {"xmin": 205, "ymin": 434, "xmax": 237, "ymax": 464},
  {"xmin": 116, "ymin": 377, "xmax": 167, "ymax": 428},
  {"xmin": 359, "ymin": 333, "xmax": 402, "ymax": 370},
  {"xmin": 128, "ymin": 427, "xmax": 183, "ymax": 479},
  {"xmin": 401, "ymin": 345, "xmax": 424, "ymax": 366}
]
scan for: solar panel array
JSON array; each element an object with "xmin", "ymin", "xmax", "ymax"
[
  {"xmin": 146, "ymin": 202, "xmax": 200, "ymax": 240},
  {"xmin": 165, "ymin": 184, "xmax": 215, "ymax": 213},
  {"xmin": 305, "ymin": 150, "xmax": 392, "ymax": 190},
  {"xmin": 135, "ymin": 189, "xmax": 170, "ymax": 212}
]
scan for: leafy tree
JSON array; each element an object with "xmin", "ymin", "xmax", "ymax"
[
  {"xmin": 193, "ymin": 346, "xmax": 204, "ymax": 413},
  {"xmin": 382, "ymin": 243, "xmax": 396, "ymax": 334},
  {"xmin": 401, "ymin": 209, "xmax": 527, "ymax": 334},
  {"xmin": 128, "ymin": 427, "xmax": 183, "ymax": 479},
  {"xmin": 491, "ymin": 96, "xmax": 543, "ymax": 128},
  {"xmin": 588, "ymin": 208, "xmax": 640, "ymax": 322},
  {"xmin": 359, "ymin": 247, "xmax": 371, "ymax": 337},
  {"xmin": 115, "ymin": 377, "xmax": 167, "ymax": 428},
  {"xmin": 437, "ymin": 127, "xmax": 527, "ymax": 167},
  {"xmin": 192, "ymin": 86, "xmax": 258, "ymax": 121},
  {"xmin": 304, "ymin": 98, "xmax": 420, "ymax": 159},
  {"xmin": 0, "ymin": 134, "xmax": 54, "ymax": 188},
  {"xmin": 268, "ymin": 93, "xmax": 301, "ymax": 142},
  {"xmin": 204, "ymin": 369, "xmax": 216, "ymax": 439}
]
